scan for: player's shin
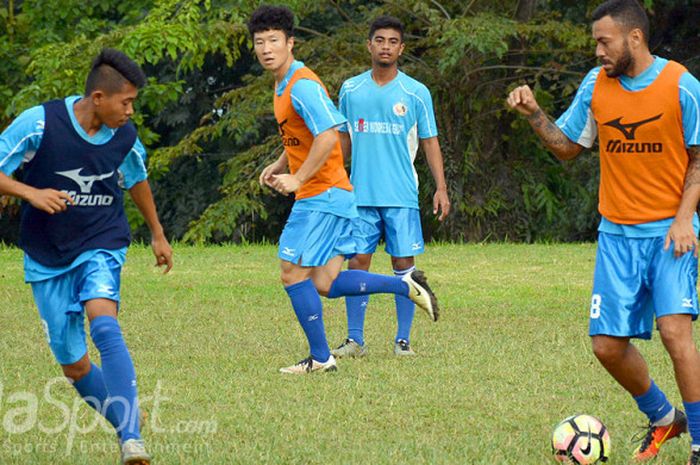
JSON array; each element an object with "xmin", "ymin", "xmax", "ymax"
[
  {"xmin": 285, "ymin": 279, "xmax": 331, "ymax": 362},
  {"xmin": 89, "ymin": 315, "xmax": 141, "ymax": 442},
  {"xmin": 71, "ymin": 363, "xmax": 122, "ymax": 431},
  {"xmin": 327, "ymin": 270, "xmax": 406, "ymax": 298}
]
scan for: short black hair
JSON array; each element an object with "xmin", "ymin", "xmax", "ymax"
[
  {"xmin": 591, "ymin": 0, "xmax": 650, "ymax": 42},
  {"xmin": 369, "ymin": 15, "xmax": 404, "ymax": 42},
  {"xmin": 247, "ymin": 5, "xmax": 294, "ymax": 38},
  {"xmin": 84, "ymin": 48, "xmax": 146, "ymax": 95}
]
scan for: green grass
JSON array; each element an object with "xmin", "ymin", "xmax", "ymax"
[{"xmin": 0, "ymin": 243, "xmax": 694, "ymax": 464}]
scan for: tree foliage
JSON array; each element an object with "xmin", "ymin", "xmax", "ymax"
[{"xmin": 1, "ymin": 0, "xmax": 698, "ymax": 243}]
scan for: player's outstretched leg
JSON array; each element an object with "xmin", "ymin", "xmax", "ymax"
[{"xmin": 326, "ymin": 269, "xmax": 439, "ymax": 321}]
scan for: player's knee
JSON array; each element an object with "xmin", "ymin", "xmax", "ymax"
[
  {"xmin": 659, "ymin": 324, "xmax": 695, "ymax": 359},
  {"xmin": 349, "ymin": 254, "xmax": 371, "ymax": 270},
  {"xmin": 591, "ymin": 337, "xmax": 625, "ymax": 365},
  {"xmin": 61, "ymin": 359, "xmax": 91, "ymax": 381}
]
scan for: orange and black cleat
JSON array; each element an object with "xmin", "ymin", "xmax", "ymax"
[{"xmin": 633, "ymin": 409, "xmax": 688, "ymax": 462}]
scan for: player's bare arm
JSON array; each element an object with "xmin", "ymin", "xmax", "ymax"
[
  {"xmin": 665, "ymin": 145, "xmax": 700, "ymax": 258},
  {"xmin": 271, "ymin": 127, "xmax": 338, "ymax": 195},
  {"xmin": 421, "ymin": 136, "xmax": 450, "ymax": 221},
  {"xmin": 128, "ymin": 180, "xmax": 173, "ymax": 273},
  {"xmin": 259, "ymin": 151, "xmax": 288, "ymax": 188},
  {"xmin": 0, "ymin": 171, "xmax": 74, "ymax": 214},
  {"xmin": 507, "ymin": 85, "xmax": 584, "ymax": 161},
  {"xmin": 338, "ymin": 131, "xmax": 352, "ymax": 164}
]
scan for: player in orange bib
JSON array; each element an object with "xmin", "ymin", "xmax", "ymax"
[
  {"xmin": 508, "ymin": 0, "xmax": 700, "ymax": 463},
  {"xmin": 248, "ymin": 5, "xmax": 439, "ymax": 375}
]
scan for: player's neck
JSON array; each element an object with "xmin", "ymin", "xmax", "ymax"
[
  {"xmin": 273, "ymin": 55, "xmax": 295, "ymax": 85},
  {"xmin": 371, "ymin": 66, "xmax": 398, "ymax": 86},
  {"xmin": 73, "ymin": 98, "xmax": 103, "ymax": 136},
  {"xmin": 625, "ymin": 51, "xmax": 655, "ymax": 78}
]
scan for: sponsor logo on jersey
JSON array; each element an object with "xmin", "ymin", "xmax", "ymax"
[
  {"xmin": 393, "ymin": 102, "xmax": 408, "ymax": 117},
  {"xmin": 682, "ymin": 298, "xmax": 694, "ymax": 308},
  {"xmin": 603, "ymin": 114, "xmax": 664, "ymax": 154},
  {"xmin": 354, "ymin": 119, "xmax": 404, "ymax": 135},
  {"xmin": 55, "ymin": 168, "xmax": 115, "ymax": 207},
  {"xmin": 278, "ymin": 118, "xmax": 300, "ymax": 147}
]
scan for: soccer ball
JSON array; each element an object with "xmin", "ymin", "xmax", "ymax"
[{"xmin": 551, "ymin": 414, "xmax": 611, "ymax": 464}]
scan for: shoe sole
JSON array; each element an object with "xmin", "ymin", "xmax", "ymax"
[
  {"xmin": 409, "ymin": 271, "xmax": 439, "ymax": 322},
  {"xmin": 124, "ymin": 459, "xmax": 150, "ymax": 465}
]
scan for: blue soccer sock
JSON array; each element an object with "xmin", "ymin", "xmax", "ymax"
[
  {"xmin": 71, "ymin": 363, "xmax": 121, "ymax": 430},
  {"xmin": 633, "ymin": 380, "xmax": 673, "ymax": 425},
  {"xmin": 345, "ymin": 295, "xmax": 369, "ymax": 346},
  {"xmin": 90, "ymin": 316, "xmax": 141, "ymax": 443},
  {"xmin": 285, "ymin": 280, "xmax": 331, "ymax": 363},
  {"xmin": 327, "ymin": 270, "xmax": 408, "ymax": 299},
  {"xmin": 394, "ymin": 267, "xmax": 416, "ymax": 343},
  {"xmin": 684, "ymin": 400, "xmax": 700, "ymax": 447}
]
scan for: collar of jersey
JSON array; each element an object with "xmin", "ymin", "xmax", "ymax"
[{"xmin": 276, "ymin": 60, "xmax": 305, "ymax": 96}]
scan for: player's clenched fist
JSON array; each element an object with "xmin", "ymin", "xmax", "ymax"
[
  {"xmin": 27, "ymin": 188, "xmax": 74, "ymax": 214},
  {"xmin": 507, "ymin": 85, "xmax": 541, "ymax": 117}
]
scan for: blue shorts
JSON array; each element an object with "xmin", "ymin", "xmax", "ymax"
[
  {"xmin": 278, "ymin": 209, "xmax": 356, "ymax": 267},
  {"xmin": 352, "ymin": 207, "xmax": 424, "ymax": 257},
  {"xmin": 589, "ymin": 232, "xmax": 699, "ymax": 340},
  {"xmin": 31, "ymin": 251, "xmax": 122, "ymax": 364}
]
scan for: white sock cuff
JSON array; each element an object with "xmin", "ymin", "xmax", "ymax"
[{"xmin": 393, "ymin": 266, "xmax": 416, "ymax": 276}]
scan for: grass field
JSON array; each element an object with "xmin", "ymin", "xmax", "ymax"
[{"xmin": 0, "ymin": 243, "xmax": 695, "ymax": 464}]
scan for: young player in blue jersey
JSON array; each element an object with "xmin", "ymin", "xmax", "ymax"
[
  {"xmin": 331, "ymin": 16, "xmax": 449, "ymax": 358},
  {"xmin": 0, "ymin": 49, "xmax": 172, "ymax": 465},
  {"xmin": 507, "ymin": 1, "xmax": 700, "ymax": 463},
  {"xmin": 248, "ymin": 6, "xmax": 439, "ymax": 375}
]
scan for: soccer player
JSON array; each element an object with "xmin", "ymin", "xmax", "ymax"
[
  {"xmin": 248, "ymin": 5, "xmax": 439, "ymax": 374},
  {"xmin": 331, "ymin": 16, "xmax": 449, "ymax": 358},
  {"xmin": 507, "ymin": 1, "xmax": 700, "ymax": 463},
  {"xmin": 0, "ymin": 49, "xmax": 172, "ymax": 465}
]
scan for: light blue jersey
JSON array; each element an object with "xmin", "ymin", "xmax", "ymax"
[
  {"xmin": 276, "ymin": 60, "xmax": 346, "ymax": 137},
  {"xmin": 339, "ymin": 70, "xmax": 438, "ymax": 208},
  {"xmin": 555, "ymin": 57, "xmax": 700, "ymax": 237},
  {"xmin": 0, "ymin": 96, "xmax": 147, "ymax": 281}
]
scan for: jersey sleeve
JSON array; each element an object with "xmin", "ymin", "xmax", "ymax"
[
  {"xmin": 680, "ymin": 71, "xmax": 700, "ymax": 147},
  {"xmin": 290, "ymin": 79, "xmax": 347, "ymax": 137},
  {"xmin": 337, "ymin": 81, "xmax": 350, "ymax": 133},
  {"xmin": 555, "ymin": 68, "xmax": 600, "ymax": 149},
  {"xmin": 0, "ymin": 105, "xmax": 46, "ymax": 176},
  {"xmin": 414, "ymin": 83, "xmax": 438, "ymax": 139},
  {"xmin": 118, "ymin": 137, "xmax": 148, "ymax": 189}
]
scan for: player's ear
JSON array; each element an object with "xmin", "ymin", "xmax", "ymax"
[
  {"xmin": 399, "ymin": 42, "xmax": 405, "ymax": 56},
  {"xmin": 628, "ymin": 27, "xmax": 644, "ymax": 50},
  {"xmin": 287, "ymin": 35, "xmax": 294, "ymax": 53},
  {"xmin": 90, "ymin": 90, "xmax": 105, "ymax": 106},
  {"xmin": 367, "ymin": 39, "xmax": 372, "ymax": 54}
]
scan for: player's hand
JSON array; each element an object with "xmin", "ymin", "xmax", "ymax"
[
  {"xmin": 270, "ymin": 174, "xmax": 301, "ymax": 195},
  {"xmin": 26, "ymin": 188, "xmax": 74, "ymax": 214},
  {"xmin": 433, "ymin": 188, "xmax": 450, "ymax": 222},
  {"xmin": 506, "ymin": 85, "xmax": 541, "ymax": 117},
  {"xmin": 259, "ymin": 160, "xmax": 286, "ymax": 188},
  {"xmin": 665, "ymin": 218, "xmax": 698, "ymax": 258},
  {"xmin": 151, "ymin": 235, "xmax": 173, "ymax": 274}
]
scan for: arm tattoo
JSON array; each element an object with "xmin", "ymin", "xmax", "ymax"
[
  {"xmin": 684, "ymin": 146, "xmax": 700, "ymax": 189},
  {"xmin": 527, "ymin": 109, "xmax": 573, "ymax": 153}
]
